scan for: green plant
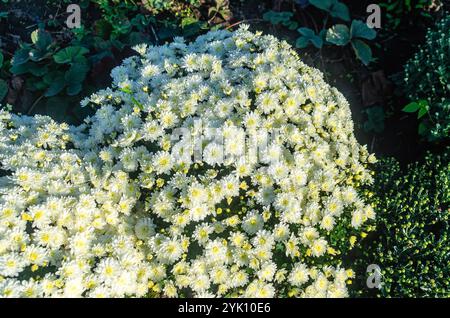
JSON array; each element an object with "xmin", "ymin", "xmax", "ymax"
[
  {"xmin": 263, "ymin": 11, "xmax": 299, "ymax": 30},
  {"xmin": 380, "ymin": 0, "xmax": 435, "ymax": 30},
  {"xmin": 309, "ymin": 0, "xmax": 349, "ymax": 21},
  {"xmin": 354, "ymin": 151, "xmax": 450, "ymax": 297},
  {"xmin": 325, "ymin": 20, "xmax": 376, "ymax": 65},
  {"xmin": 263, "ymin": 0, "xmax": 377, "ymax": 65},
  {"xmin": 363, "ymin": 105, "xmax": 385, "ymax": 134},
  {"xmin": 10, "ymin": 29, "xmax": 90, "ymax": 97},
  {"xmin": 403, "ymin": 14, "xmax": 450, "ymax": 141},
  {"xmin": 296, "ymin": 27, "xmax": 325, "ymax": 48},
  {"xmin": 208, "ymin": 0, "xmax": 232, "ymax": 23},
  {"xmin": 93, "ymin": 0, "xmax": 211, "ymax": 44}
]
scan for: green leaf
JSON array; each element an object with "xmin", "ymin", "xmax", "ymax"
[
  {"xmin": 112, "ymin": 19, "xmax": 132, "ymax": 36},
  {"xmin": 181, "ymin": 16, "xmax": 197, "ymax": 28},
  {"xmin": 330, "ymin": 2, "xmax": 350, "ymax": 21},
  {"xmin": 45, "ymin": 76, "xmax": 66, "ymax": 97},
  {"xmin": 30, "ymin": 29, "xmax": 52, "ymax": 51},
  {"xmin": 402, "ymin": 102, "xmax": 421, "ymax": 113},
  {"xmin": 417, "ymin": 107, "xmax": 428, "ymax": 119},
  {"xmin": 10, "ymin": 61, "xmax": 32, "ymax": 75},
  {"xmin": 309, "ymin": 0, "xmax": 349, "ymax": 21},
  {"xmin": 0, "ymin": 79, "xmax": 8, "ymax": 101},
  {"xmin": 64, "ymin": 63, "xmax": 89, "ymax": 85},
  {"xmin": 297, "ymin": 27, "xmax": 315, "ymax": 37},
  {"xmin": 363, "ymin": 105, "xmax": 385, "ymax": 134},
  {"xmin": 54, "ymin": 46, "xmax": 89, "ymax": 64},
  {"xmin": 297, "ymin": 28, "xmax": 323, "ymax": 49},
  {"xmin": 12, "ymin": 48, "xmax": 31, "ymax": 66},
  {"xmin": 0, "ymin": 52, "xmax": 3, "ymax": 68},
  {"xmin": 29, "ymin": 48, "xmax": 51, "ymax": 62},
  {"xmin": 43, "ymin": 71, "xmax": 63, "ymax": 85},
  {"xmin": 310, "ymin": 36, "xmax": 323, "ymax": 48},
  {"xmin": 28, "ymin": 64, "xmax": 49, "ymax": 77},
  {"xmin": 418, "ymin": 122, "xmax": 427, "ymax": 136},
  {"xmin": 351, "ymin": 39, "xmax": 373, "ymax": 65},
  {"xmin": 326, "ymin": 24, "xmax": 350, "ymax": 46},
  {"xmin": 285, "ymin": 20, "xmax": 298, "ymax": 30},
  {"xmin": 66, "ymin": 83, "xmax": 82, "ymax": 96},
  {"xmin": 27, "ymin": 77, "xmax": 48, "ymax": 91},
  {"xmin": 418, "ymin": 99, "xmax": 429, "ymax": 108},
  {"xmin": 350, "ymin": 20, "xmax": 376, "ymax": 40},
  {"xmin": 295, "ymin": 37, "xmax": 310, "ymax": 49},
  {"xmin": 309, "ymin": 0, "xmax": 334, "ymax": 11},
  {"xmin": 263, "ymin": 11, "xmax": 293, "ymax": 25},
  {"xmin": 182, "ymin": 19, "xmax": 207, "ymax": 38}
]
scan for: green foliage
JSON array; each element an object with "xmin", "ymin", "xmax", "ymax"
[
  {"xmin": 263, "ymin": 11, "xmax": 298, "ymax": 30},
  {"xmin": 363, "ymin": 105, "xmax": 385, "ymax": 134},
  {"xmin": 326, "ymin": 20, "xmax": 376, "ymax": 65},
  {"xmin": 93, "ymin": 0, "xmax": 212, "ymax": 43},
  {"xmin": 208, "ymin": 0, "xmax": 232, "ymax": 23},
  {"xmin": 402, "ymin": 99, "xmax": 429, "ymax": 119},
  {"xmin": 379, "ymin": 0, "xmax": 433, "ymax": 30},
  {"xmin": 10, "ymin": 29, "xmax": 90, "ymax": 97},
  {"xmin": 354, "ymin": 151, "xmax": 450, "ymax": 297},
  {"xmin": 296, "ymin": 28, "xmax": 324, "ymax": 48},
  {"xmin": 263, "ymin": 1, "xmax": 377, "ymax": 65},
  {"xmin": 403, "ymin": 14, "xmax": 450, "ymax": 141},
  {"xmin": 309, "ymin": 0, "xmax": 350, "ymax": 21}
]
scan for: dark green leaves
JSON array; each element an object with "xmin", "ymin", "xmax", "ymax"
[
  {"xmin": 45, "ymin": 78, "xmax": 66, "ymax": 97},
  {"xmin": 31, "ymin": 29, "xmax": 53, "ymax": 52},
  {"xmin": 363, "ymin": 105, "xmax": 385, "ymax": 134},
  {"xmin": 10, "ymin": 29, "xmax": 91, "ymax": 99},
  {"xmin": 296, "ymin": 27, "xmax": 323, "ymax": 48},
  {"xmin": 53, "ymin": 46, "xmax": 89, "ymax": 64},
  {"xmin": 12, "ymin": 48, "xmax": 31, "ymax": 66},
  {"xmin": 263, "ymin": 11, "xmax": 298, "ymax": 30},
  {"xmin": 309, "ymin": 0, "xmax": 350, "ymax": 21},
  {"xmin": 350, "ymin": 20, "xmax": 377, "ymax": 40},
  {"xmin": 330, "ymin": 2, "xmax": 350, "ymax": 21},
  {"xmin": 402, "ymin": 100, "xmax": 429, "ymax": 118},
  {"xmin": 326, "ymin": 24, "xmax": 350, "ymax": 45},
  {"xmin": 352, "ymin": 39, "xmax": 373, "ymax": 65},
  {"xmin": 326, "ymin": 20, "xmax": 376, "ymax": 65},
  {"xmin": 402, "ymin": 100, "xmax": 430, "ymax": 136}
]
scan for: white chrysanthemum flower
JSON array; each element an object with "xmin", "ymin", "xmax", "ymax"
[{"xmin": 0, "ymin": 26, "xmax": 375, "ymax": 298}]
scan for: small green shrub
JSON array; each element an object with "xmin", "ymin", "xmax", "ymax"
[
  {"xmin": 403, "ymin": 14, "xmax": 450, "ymax": 141},
  {"xmin": 354, "ymin": 151, "xmax": 450, "ymax": 297}
]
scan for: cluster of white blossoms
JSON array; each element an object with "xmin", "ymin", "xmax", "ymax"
[{"xmin": 0, "ymin": 26, "xmax": 376, "ymax": 298}]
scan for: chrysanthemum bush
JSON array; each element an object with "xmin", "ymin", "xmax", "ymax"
[
  {"xmin": 0, "ymin": 26, "xmax": 376, "ymax": 298},
  {"xmin": 403, "ymin": 14, "xmax": 449, "ymax": 141},
  {"xmin": 354, "ymin": 151, "xmax": 449, "ymax": 297}
]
